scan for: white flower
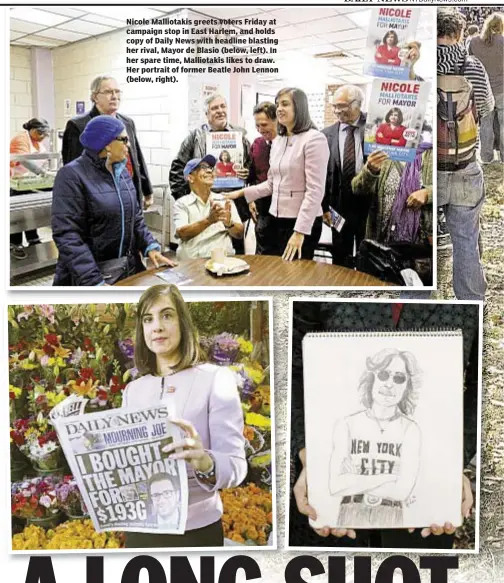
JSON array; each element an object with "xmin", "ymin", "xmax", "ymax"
[{"xmin": 39, "ymin": 495, "xmax": 52, "ymax": 508}]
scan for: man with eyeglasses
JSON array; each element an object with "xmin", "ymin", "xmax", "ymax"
[
  {"xmin": 169, "ymin": 93, "xmax": 251, "ymax": 253},
  {"xmin": 147, "ymin": 473, "xmax": 180, "ymax": 528},
  {"xmin": 61, "ymin": 75, "xmax": 153, "ymax": 209},
  {"xmin": 322, "ymin": 85, "xmax": 370, "ymax": 268},
  {"xmin": 173, "ymin": 155, "xmax": 244, "ymax": 261}
]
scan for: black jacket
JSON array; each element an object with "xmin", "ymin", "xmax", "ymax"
[
  {"xmin": 321, "ymin": 113, "xmax": 369, "ymax": 218},
  {"xmin": 61, "ymin": 105, "xmax": 153, "ymax": 205}
]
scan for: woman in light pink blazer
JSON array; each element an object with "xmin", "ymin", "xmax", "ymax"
[
  {"xmin": 228, "ymin": 87, "xmax": 330, "ymax": 260},
  {"xmin": 122, "ymin": 284, "xmax": 246, "ymax": 548}
]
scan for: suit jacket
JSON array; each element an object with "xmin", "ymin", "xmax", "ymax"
[
  {"xmin": 61, "ymin": 105, "xmax": 153, "ymax": 205},
  {"xmin": 289, "ymin": 301, "xmax": 480, "ymax": 547},
  {"xmin": 244, "ymin": 129, "xmax": 329, "ymax": 235},
  {"xmin": 321, "ymin": 113, "xmax": 368, "ymax": 216},
  {"xmin": 121, "ymin": 363, "xmax": 247, "ymax": 531}
]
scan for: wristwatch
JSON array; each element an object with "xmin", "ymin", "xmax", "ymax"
[
  {"xmin": 194, "ymin": 453, "xmax": 216, "ymax": 480},
  {"xmin": 225, "ymin": 222, "xmax": 235, "ymax": 230}
]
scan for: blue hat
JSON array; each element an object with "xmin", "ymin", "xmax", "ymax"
[
  {"xmin": 80, "ymin": 115, "xmax": 126, "ymax": 153},
  {"xmin": 183, "ymin": 155, "xmax": 216, "ymax": 180}
]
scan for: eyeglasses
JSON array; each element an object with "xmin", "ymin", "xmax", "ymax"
[
  {"xmin": 98, "ymin": 89, "xmax": 122, "ymax": 97},
  {"xmin": 151, "ymin": 490, "xmax": 176, "ymax": 501},
  {"xmin": 332, "ymin": 99, "xmax": 357, "ymax": 113},
  {"xmin": 376, "ymin": 370, "xmax": 407, "ymax": 385},
  {"xmin": 114, "ymin": 136, "xmax": 129, "ymax": 145}
]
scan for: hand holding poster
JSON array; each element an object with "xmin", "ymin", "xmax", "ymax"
[
  {"xmin": 364, "ymin": 7, "xmax": 421, "ymax": 81},
  {"xmin": 53, "ymin": 404, "xmax": 188, "ymax": 534},
  {"xmin": 206, "ymin": 131, "xmax": 245, "ymax": 189},
  {"xmin": 364, "ymin": 78, "xmax": 431, "ymax": 162}
]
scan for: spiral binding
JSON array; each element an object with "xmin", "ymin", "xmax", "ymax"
[{"xmin": 304, "ymin": 328, "xmax": 462, "ymax": 339}]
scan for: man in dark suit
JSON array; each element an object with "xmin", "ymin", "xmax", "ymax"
[
  {"xmin": 61, "ymin": 75, "xmax": 153, "ymax": 208},
  {"xmin": 322, "ymin": 85, "xmax": 369, "ymax": 268}
]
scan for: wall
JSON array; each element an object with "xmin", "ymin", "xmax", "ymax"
[{"xmin": 10, "ymin": 47, "xmax": 33, "ymax": 137}]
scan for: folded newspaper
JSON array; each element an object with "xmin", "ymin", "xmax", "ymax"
[{"xmin": 52, "ymin": 402, "xmax": 188, "ymax": 534}]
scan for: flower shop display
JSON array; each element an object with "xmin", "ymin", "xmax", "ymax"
[
  {"xmin": 9, "ymin": 302, "xmax": 271, "ymax": 547},
  {"xmin": 11, "ymin": 476, "xmax": 62, "ymax": 529},
  {"xmin": 12, "ymin": 520, "xmax": 124, "ymax": 550},
  {"xmin": 55, "ymin": 476, "xmax": 88, "ymax": 519}
]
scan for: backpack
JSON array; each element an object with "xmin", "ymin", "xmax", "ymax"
[{"xmin": 437, "ymin": 59, "xmax": 478, "ymax": 171}]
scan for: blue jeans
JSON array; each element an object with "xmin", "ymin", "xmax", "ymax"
[
  {"xmin": 438, "ymin": 163, "xmax": 486, "ymax": 301},
  {"xmin": 480, "ymin": 94, "xmax": 504, "ymax": 163}
]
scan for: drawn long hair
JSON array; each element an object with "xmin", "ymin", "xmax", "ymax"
[
  {"xmin": 382, "ymin": 30, "xmax": 399, "ymax": 46},
  {"xmin": 358, "ymin": 348, "xmax": 421, "ymax": 416}
]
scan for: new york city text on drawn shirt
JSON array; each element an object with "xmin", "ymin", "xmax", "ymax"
[{"xmin": 340, "ymin": 411, "xmax": 415, "ymax": 476}]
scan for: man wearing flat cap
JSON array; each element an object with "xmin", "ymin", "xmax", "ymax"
[
  {"xmin": 173, "ymin": 155, "xmax": 244, "ymax": 260},
  {"xmin": 10, "ymin": 117, "xmax": 52, "ymax": 256},
  {"xmin": 61, "ymin": 75, "xmax": 153, "ymax": 209}
]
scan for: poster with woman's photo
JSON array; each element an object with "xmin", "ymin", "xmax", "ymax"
[
  {"xmin": 206, "ymin": 132, "xmax": 245, "ymax": 189},
  {"xmin": 364, "ymin": 6, "xmax": 421, "ymax": 80},
  {"xmin": 364, "ymin": 78, "xmax": 432, "ymax": 162},
  {"xmin": 302, "ymin": 331, "xmax": 464, "ymax": 529},
  {"xmin": 54, "ymin": 404, "xmax": 188, "ymax": 534}
]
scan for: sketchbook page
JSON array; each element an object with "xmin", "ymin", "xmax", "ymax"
[{"xmin": 302, "ymin": 331, "xmax": 464, "ymax": 530}]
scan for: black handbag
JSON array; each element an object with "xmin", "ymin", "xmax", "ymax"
[
  {"xmin": 357, "ymin": 239, "xmax": 407, "ymax": 285},
  {"xmin": 97, "ymin": 255, "xmax": 132, "ymax": 285}
]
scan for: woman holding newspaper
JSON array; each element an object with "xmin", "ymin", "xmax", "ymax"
[
  {"xmin": 121, "ymin": 284, "xmax": 246, "ymax": 547},
  {"xmin": 226, "ymin": 87, "xmax": 330, "ymax": 261}
]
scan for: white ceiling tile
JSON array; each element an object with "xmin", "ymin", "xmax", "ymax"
[
  {"xmin": 56, "ymin": 20, "xmax": 114, "ymax": 35},
  {"xmin": 20, "ymin": 35, "xmax": 67, "ymax": 47},
  {"xmin": 37, "ymin": 7, "xmax": 85, "ymax": 18},
  {"xmin": 334, "ymin": 39, "xmax": 366, "ymax": 51},
  {"xmin": 318, "ymin": 28, "xmax": 366, "ymax": 44},
  {"xmin": 10, "ymin": 30, "xmax": 25, "ymax": 41},
  {"xmin": 193, "ymin": 6, "xmax": 264, "ymax": 19},
  {"xmin": 301, "ymin": 44, "xmax": 339, "ymax": 56},
  {"xmin": 42, "ymin": 28, "xmax": 87, "ymax": 42},
  {"xmin": 326, "ymin": 65, "xmax": 354, "ymax": 76},
  {"xmin": 346, "ymin": 9, "xmax": 372, "ymax": 28},
  {"xmin": 328, "ymin": 55, "xmax": 364, "ymax": 66},
  {"xmin": 266, "ymin": 7, "xmax": 338, "ymax": 25},
  {"xmin": 305, "ymin": 15, "xmax": 360, "ymax": 35},
  {"xmin": 10, "ymin": 18, "xmax": 45, "ymax": 34},
  {"xmin": 339, "ymin": 63, "xmax": 365, "ymax": 74},
  {"xmin": 279, "ymin": 36, "xmax": 322, "ymax": 51},
  {"xmin": 10, "ymin": 7, "xmax": 72, "ymax": 27},
  {"xmin": 338, "ymin": 74, "xmax": 369, "ymax": 85},
  {"xmin": 81, "ymin": 7, "xmax": 165, "ymax": 20},
  {"xmin": 81, "ymin": 14, "xmax": 126, "ymax": 29},
  {"xmin": 274, "ymin": 25, "xmax": 307, "ymax": 41}
]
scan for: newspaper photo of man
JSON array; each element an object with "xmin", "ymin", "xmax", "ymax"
[{"xmin": 147, "ymin": 473, "xmax": 181, "ymax": 529}]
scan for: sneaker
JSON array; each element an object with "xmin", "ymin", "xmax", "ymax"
[
  {"xmin": 437, "ymin": 208, "xmax": 453, "ymax": 250},
  {"xmin": 10, "ymin": 244, "xmax": 27, "ymax": 260}
]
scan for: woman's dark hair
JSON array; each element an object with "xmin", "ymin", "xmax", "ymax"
[
  {"xmin": 437, "ymin": 8, "xmax": 466, "ymax": 40},
  {"xmin": 219, "ymin": 150, "xmax": 231, "ymax": 162},
  {"xmin": 22, "ymin": 118, "xmax": 50, "ymax": 133},
  {"xmin": 134, "ymin": 284, "xmax": 205, "ymax": 375},
  {"xmin": 276, "ymin": 87, "xmax": 317, "ymax": 136},
  {"xmin": 385, "ymin": 107, "xmax": 404, "ymax": 125},
  {"xmin": 467, "ymin": 24, "xmax": 479, "ymax": 36},
  {"xmin": 382, "ymin": 30, "xmax": 399, "ymax": 46},
  {"xmin": 253, "ymin": 101, "xmax": 277, "ymax": 120}
]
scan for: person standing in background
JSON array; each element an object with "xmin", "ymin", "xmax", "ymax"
[
  {"xmin": 10, "ymin": 118, "xmax": 51, "ymax": 257},
  {"xmin": 61, "ymin": 75, "xmax": 153, "ymax": 209},
  {"xmin": 469, "ymin": 13, "xmax": 504, "ymax": 164},
  {"xmin": 248, "ymin": 101, "xmax": 277, "ymax": 255}
]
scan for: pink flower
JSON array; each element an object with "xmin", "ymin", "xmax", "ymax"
[
  {"xmin": 39, "ymin": 305, "xmax": 55, "ymax": 324},
  {"xmin": 39, "ymin": 494, "xmax": 52, "ymax": 508},
  {"xmin": 40, "ymin": 355, "xmax": 49, "ymax": 367}
]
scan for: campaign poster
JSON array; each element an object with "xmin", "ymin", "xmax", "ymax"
[
  {"xmin": 206, "ymin": 131, "xmax": 245, "ymax": 189},
  {"xmin": 364, "ymin": 78, "xmax": 432, "ymax": 163},
  {"xmin": 364, "ymin": 6, "xmax": 421, "ymax": 81}
]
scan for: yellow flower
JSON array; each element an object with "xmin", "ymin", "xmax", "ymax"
[
  {"xmin": 45, "ymin": 391, "xmax": 67, "ymax": 408},
  {"xmin": 9, "ymin": 385, "xmax": 22, "ymax": 398},
  {"xmin": 245, "ymin": 412, "xmax": 271, "ymax": 428},
  {"xmin": 54, "ymin": 345, "xmax": 71, "ymax": 359},
  {"xmin": 244, "ymin": 365, "xmax": 265, "ymax": 385},
  {"xmin": 67, "ymin": 378, "xmax": 98, "ymax": 398},
  {"xmin": 238, "ymin": 337, "xmax": 253, "ymax": 354}
]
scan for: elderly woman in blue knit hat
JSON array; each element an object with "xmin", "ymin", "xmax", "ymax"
[{"xmin": 52, "ymin": 115, "xmax": 175, "ymax": 286}]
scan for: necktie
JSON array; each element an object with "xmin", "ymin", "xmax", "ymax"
[
  {"xmin": 342, "ymin": 125, "xmax": 356, "ymax": 178},
  {"xmin": 392, "ymin": 304, "xmax": 404, "ymax": 328}
]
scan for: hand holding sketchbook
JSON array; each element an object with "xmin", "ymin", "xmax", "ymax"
[{"xmin": 302, "ymin": 330, "xmax": 464, "ymax": 530}]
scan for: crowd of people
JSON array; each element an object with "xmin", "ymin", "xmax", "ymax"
[{"xmin": 10, "ymin": 9, "xmax": 500, "ymax": 293}]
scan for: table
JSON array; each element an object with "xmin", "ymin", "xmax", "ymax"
[{"xmin": 116, "ymin": 255, "xmax": 391, "ymax": 287}]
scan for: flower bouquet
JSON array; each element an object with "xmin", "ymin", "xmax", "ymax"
[
  {"xmin": 11, "ymin": 417, "xmax": 63, "ymax": 472},
  {"xmin": 55, "ymin": 476, "xmax": 88, "ymax": 519},
  {"xmin": 209, "ymin": 333, "xmax": 241, "ymax": 365},
  {"xmin": 11, "ymin": 476, "xmax": 62, "ymax": 528},
  {"xmin": 221, "ymin": 483, "xmax": 273, "ymax": 546}
]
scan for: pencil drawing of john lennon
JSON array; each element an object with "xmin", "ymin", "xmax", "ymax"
[{"xmin": 329, "ymin": 348, "xmax": 422, "ymax": 528}]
